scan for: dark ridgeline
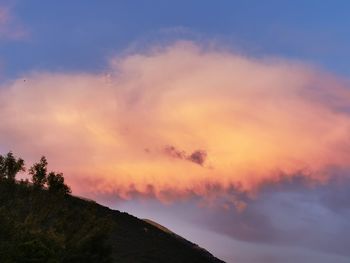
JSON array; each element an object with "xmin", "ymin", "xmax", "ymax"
[{"xmin": 0, "ymin": 152, "xmax": 225, "ymax": 263}]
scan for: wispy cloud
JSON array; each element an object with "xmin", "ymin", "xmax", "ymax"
[
  {"xmin": 163, "ymin": 145, "xmax": 207, "ymax": 166},
  {"xmin": 0, "ymin": 5, "xmax": 27, "ymax": 40},
  {"xmin": 1, "ymin": 41, "xmax": 350, "ymax": 202},
  {"xmin": 129, "ymin": 173, "xmax": 350, "ymax": 262},
  {"xmin": 195, "ymin": 173, "xmax": 350, "ymax": 258}
]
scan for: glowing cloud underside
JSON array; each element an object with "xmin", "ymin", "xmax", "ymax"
[{"xmin": 1, "ymin": 42, "xmax": 350, "ymax": 201}]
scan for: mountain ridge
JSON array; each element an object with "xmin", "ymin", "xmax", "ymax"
[{"xmin": 0, "ymin": 180, "xmax": 225, "ymax": 263}]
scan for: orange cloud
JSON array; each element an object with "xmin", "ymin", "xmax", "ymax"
[{"xmin": 1, "ymin": 42, "xmax": 350, "ymax": 202}]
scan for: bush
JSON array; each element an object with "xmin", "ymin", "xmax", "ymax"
[{"xmin": 47, "ymin": 172, "xmax": 71, "ymax": 195}]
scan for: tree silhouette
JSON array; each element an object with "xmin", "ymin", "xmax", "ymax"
[
  {"xmin": 29, "ymin": 156, "xmax": 48, "ymax": 189},
  {"xmin": 0, "ymin": 152, "xmax": 25, "ymax": 182},
  {"xmin": 47, "ymin": 172, "xmax": 71, "ymax": 195},
  {"xmin": 0, "ymin": 155, "xmax": 6, "ymax": 180}
]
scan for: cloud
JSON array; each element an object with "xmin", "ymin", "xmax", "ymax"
[
  {"xmin": 163, "ymin": 145, "xmax": 207, "ymax": 166},
  {"xmin": 163, "ymin": 145, "xmax": 187, "ymax": 160},
  {"xmin": 0, "ymin": 5, "xmax": 27, "ymax": 40},
  {"xmin": 194, "ymin": 173, "xmax": 350, "ymax": 259},
  {"xmin": 1, "ymin": 41, "xmax": 350, "ymax": 201},
  {"xmin": 115, "ymin": 174, "xmax": 350, "ymax": 263},
  {"xmin": 187, "ymin": 150, "xmax": 207, "ymax": 166}
]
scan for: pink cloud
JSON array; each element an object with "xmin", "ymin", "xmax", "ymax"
[
  {"xmin": 1, "ymin": 42, "xmax": 350, "ymax": 203},
  {"xmin": 0, "ymin": 5, "xmax": 27, "ymax": 40}
]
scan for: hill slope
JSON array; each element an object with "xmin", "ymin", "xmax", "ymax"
[{"xmin": 0, "ymin": 181, "xmax": 224, "ymax": 263}]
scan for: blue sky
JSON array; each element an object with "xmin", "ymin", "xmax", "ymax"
[
  {"xmin": 1, "ymin": 0, "xmax": 350, "ymax": 78},
  {"xmin": 1, "ymin": 1, "xmax": 350, "ymax": 263}
]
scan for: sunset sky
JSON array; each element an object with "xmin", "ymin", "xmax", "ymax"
[{"xmin": 1, "ymin": 1, "xmax": 350, "ymax": 262}]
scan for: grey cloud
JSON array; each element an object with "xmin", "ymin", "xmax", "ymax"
[
  {"xmin": 197, "ymin": 173, "xmax": 350, "ymax": 258},
  {"xmin": 163, "ymin": 145, "xmax": 207, "ymax": 166},
  {"xmin": 163, "ymin": 145, "xmax": 186, "ymax": 160},
  {"xmin": 187, "ymin": 150, "xmax": 207, "ymax": 166}
]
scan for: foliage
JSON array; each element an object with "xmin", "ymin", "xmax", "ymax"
[
  {"xmin": 0, "ymin": 152, "xmax": 25, "ymax": 182},
  {"xmin": 29, "ymin": 156, "xmax": 48, "ymax": 189},
  {"xmin": 0, "ymin": 151, "xmax": 112, "ymax": 262},
  {"xmin": 0, "ymin": 151, "xmax": 223, "ymax": 263},
  {"xmin": 47, "ymin": 172, "xmax": 71, "ymax": 195},
  {"xmin": 0, "ymin": 182, "xmax": 113, "ymax": 263},
  {"xmin": 0, "ymin": 151, "xmax": 71, "ymax": 195}
]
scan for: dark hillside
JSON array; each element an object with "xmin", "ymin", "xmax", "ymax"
[{"xmin": 0, "ymin": 181, "xmax": 224, "ymax": 263}]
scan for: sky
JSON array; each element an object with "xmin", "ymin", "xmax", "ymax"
[{"xmin": 1, "ymin": 1, "xmax": 350, "ymax": 262}]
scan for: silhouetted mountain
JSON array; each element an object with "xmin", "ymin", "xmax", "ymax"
[{"xmin": 0, "ymin": 181, "xmax": 225, "ymax": 263}]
